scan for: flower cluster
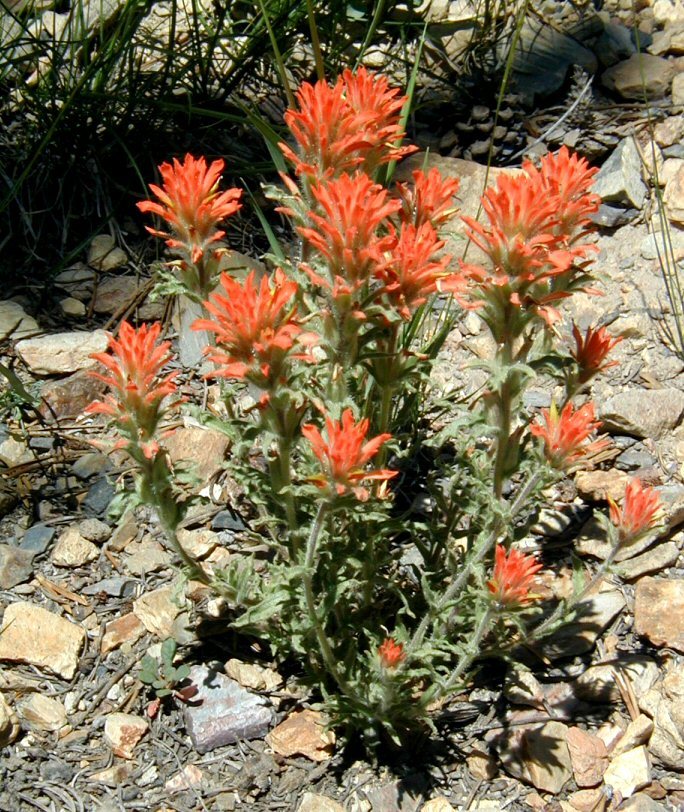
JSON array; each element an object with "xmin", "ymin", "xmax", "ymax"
[
  {"xmin": 487, "ymin": 545, "xmax": 543, "ymax": 607},
  {"xmin": 609, "ymin": 478, "xmax": 662, "ymax": 542},
  {"xmin": 460, "ymin": 147, "xmax": 599, "ymax": 333},
  {"xmin": 280, "ymin": 67, "xmax": 416, "ymax": 179}
]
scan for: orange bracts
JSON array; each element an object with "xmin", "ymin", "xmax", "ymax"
[
  {"xmin": 137, "ymin": 154, "xmax": 242, "ymax": 264},
  {"xmin": 487, "ymin": 545, "xmax": 543, "ymax": 607},
  {"xmin": 302, "ymin": 408, "xmax": 397, "ymax": 500}
]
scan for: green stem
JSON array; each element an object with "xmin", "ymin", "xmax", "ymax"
[
  {"xmin": 493, "ymin": 340, "xmax": 513, "ymax": 499},
  {"xmin": 407, "ymin": 469, "xmax": 543, "ymax": 656},
  {"xmin": 302, "ymin": 502, "xmax": 352, "ymax": 694},
  {"xmin": 420, "ymin": 604, "xmax": 495, "ymax": 709}
]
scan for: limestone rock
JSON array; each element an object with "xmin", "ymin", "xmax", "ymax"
[
  {"xmin": 566, "ymin": 727, "xmax": 609, "ymax": 787},
  {"xmin": 51, "ymin": 526, "xmax": 99, "ymax": 567},
  {"xmin": 16, "ymin": 330, "xmax": 108, "ymax": 375},
  {"xmin": 124, "ymin": 538, "xmax": 171, "ymax": 575},
  {"xmin": 88, "ymin": 235, "xmax": 128, "ymax": 271},
  {"xmin": 17, "ymin": 694, "xmax": 67, "ymax": 732},
  {"xmin": 613, "ymin": 714, "xmax": 654, "ymax": 756},
  {"xmin": 59, "ymin": 297, "xmax": 86, "ymax": 318},
  {"xmin": 165, "ymin": 425, "xmax": 231, "ymax": 483},
  {"xmin": 104, "ymin": 712, "xmax": 148, "ymax": 758},
  {"xmin": 165, "ymin": 764, "xmax": 204, "ymax": 795},
  {"xmin": 575, "ymin": 469, "xmax": 630, "ymax": 503},
  {"xmin": 266, "ymin": 709, "xmax": 335, "ymax": 762},
  {"xmin": 0, "ymin": 692, "xmax": 20, "ymax": 746},
  {"xmin": 664, "ymin": 164, "xmax": 684, "ymax": 226},
  {"xmin": 574, "ymin": 656, "xmax": 660, "ymax": 704},
  {"xmin": 0, "ymin": 436, "xmax": 32, "ymax": 467},
  {"xmin": 635, "ymin": 577, "xmax": 684, "ymax": 653},
  {"xmin": 601, "ymin": 53, "xmax": 675, "ymax": 99},
  {"xmin": 592, "ymin": 138, "xmax": 648, "ymax": 209},
  {"xmin": 0, "ymin": 602, "xmax": 85, "ymax": 679},
  {"xmin": 603, "ymin": 746, "xmax": 651, "ymax": 799},
  {"xmin": 183, "ymin": 665, "xmax": 273, "ymax": 753},
  {"xmin": 654, "ymin": 116, "xmax": 684, "ymax": 148},
  {"xmin": 496, "ymin": 720, "xmax": 573, "ymax": 794},
  {"xmin": 0, "ymin": 300, "xmax": 39, "ymax": 341},
  {"xmin": 616, "ymin": 542, "xmax": 680, "ymax": 580},
  {"xmin": 133, "ymin": 587, "xmax": 186, "ymax": 639},
  {"xmin": 653, "ymin": 0, "xmax": 684, "ymax": 26},
  {"xmin": 225, "ymin": 659, "xmax": 283, "ymax": 692},
  {"xmin": 599, "ymin": 388, "xmax": 684, "ymax": 439},
  {"xmin": 673, "ymin": 73, "xmax": 684, "ymax": 107},
  {"xmin": 0, "ymin": 544, "xmax": 35, "ymax": 589}
]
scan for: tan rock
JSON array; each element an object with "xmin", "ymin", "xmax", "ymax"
[
  {"xmin": 124, "ymin": 538, "xmax": 171, "ymax": 575},
  {"xmin": 297, "ymin": 793, "xmax": 346, "ymax": 812},
  {"xmin": 177, "ymin": 528, "xmax": 219, "ymax": 560},
  {"xmin": 664, "ymin": 164, "xmax": 684, "ymax": 226},
  {"xmin": 165, "ymin": 764, "xmax": 203, "ymax": 794},
  {"xmin": 0, "ymin": 300, "xmax": 39, "ymax": 341},
  {"xmin": 165, "ymin": 426, "xmax": 231, "ymax": 483},
  {"xmin": 0, "ymin": 602, "xmax": 85, "ymax": 679},
  {"xmin": 16, "ymin": 330, "xmax": 108, "ymax": 375},
  {"xmin": 101, "ymin": 612, "xmax": 146, "ymax": 655},
  {"xmin": 574, "ymin": 657, "xmax": 659, "ymax": 704},
  {"xmin": 51, "ymin": 526, "xmax": 99, "ymax": 567},
  {"xmin": 635, "ymin": 577, "xmax": 684, "ymax": 653},
  {"xmin": 603, "ymin": 746, "xmax": 651, "ymax": 799},
  {"xmin": 575, "ymin": 470, "xmax": 629, "ymax": 503},
  {"xmin": 616, "ymin": 542, "xmax": 680, "ymax": 581},
  {"xmin": 654, "ymin": 115, "xmax": 684, "ymax": 148},
  {"xmin": 497, "ymin": 720, "xmax": 573, "ymax": 794},
  {"xmin": 88, "ymin": 764, "xmax": 132, "ymax": 785},
  {"xmin": 104, "ymin": 712, "xmax": 148, "ymax": 758},
  {"xmin": 88, "ymin": 234, "xmax": 128, "ymax": 271},
  {"xmin": 0, "ymin": 437, "xmax": 32, "ymax": 467},
  {"xmin": 566, "ymin": 727, "xmax": 609, "ymax": 787},
  {"xmin": 601, "ymin": 53, "xmax": 675, "ymax": 100},
  {"xmin": 59, "ymin": 297, "xmax": 86, "ymax": 318},
  {"xmin": 421, "ymin": 799, "xmax": 456, "ymax": 812},
  {"xmin": 564, "ymin": 788, "xmax": 606, "ymax": 812},
  {"xmin": 673, "ymin": 73, "xmax": 684, "ymax": 106},
  {"xmin": 0, "ymin": 692, "xmax": 20, "ymax": 746},
  {"xmin": 17, "ymin": 694, "xmax": 67, "ymax": 732},
  {"xmin": 613, "ymin": 714, "xmax": 654, "ymax": 756},
  {"xmin": 225, "ymin": 659, "xmax": 283, "ymax": 692},
  {"xmin": 266, "ymin": 709, "xmax": 335, "ymax": 762},
  {"xmin": 133, "ymin": 587, "xmax": 186, "ymax": 638}
]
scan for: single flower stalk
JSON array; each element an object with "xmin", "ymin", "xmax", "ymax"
[
  {"xmin": 302, "ymin": 408, "xmax": 397, "ymax": 500},
  {"xmin": 280, "ymin": 67, "xmax": 416, "ymax": 180},
  {"xmin": 609, "ymin": 478, "xmax": 662, "ymax": 543},
  {"xmin": 86, "ymin": 321, "xmax": 179, "ymax": 459},
  {"xmin": 193, "ymin": 269, "xmax": 316, "ymax": 392},
  {"xmin": 397, "ymin": 167, "xmax": 461, "ymax": 229},
  {"xmin": 487, "ymin": 544, "xmax": 543, "ymax": 607},
  {"xmin": 530, "ymin": 401, "xmax": 610, "ymax": 471},
  {"xmin": 137, "ymin": 154, "xmax": 242, "ymax": 293},
  {"xmin": 378, "ymin": 638, "xmax": 406, "ymax": 669},
  {"xmin": 571, "ymin": 323, "xmax": 623, "ymax": 385}
]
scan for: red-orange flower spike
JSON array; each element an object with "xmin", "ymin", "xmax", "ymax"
[
  {"xmin": 530, "ymin": 401, "xmax": 610, "ymax": 470},
  {"xmin": 487, "ymin": 545, "xmax": 543, "ymax": 607},
  {"xmin": 193, "ymin": 269, "xmax": 314, "ymax": 387},
  {"xmin": 378, "ymin": 637, "xmax": 405, "ymax": 669},
  {"xmin": 86, "ymin": 321, "xmax": 178, "ymax": 453},
  {"xmin": 301, "ymin": 408, "xmax": 398, "ymax": 500},
  {"xmin": 397, "ymin": 167, "xmax": 461, "ymax": 228},
  {"xmin": 137, "ymin": 154, "xmax": 242, "ymax": 264},
  {"xmin": 609, "ymin": 478, "xmax": 662, "ymax": 542},
  {"xmin": 571, "ymin": 324, "xmax": 623, "ymax": 384},
  {"xmin": 280, "ymin": 68, "xmax": 415, "ymax": 179},
  {"xmin": 536, "ymin": 146, "xmax": 600, "ymax": 233},
  {"xmin": 298, "ymin": 173, "xmax": 401, "ymax": 292},
  {"xmin": 376, "ymin": 223, "xmax": 461, "ymax": 319}
]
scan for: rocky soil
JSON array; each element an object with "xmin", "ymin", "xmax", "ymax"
[{"xmin": 2, "ymin": 0, "xmax": 684, "ymax": 811}]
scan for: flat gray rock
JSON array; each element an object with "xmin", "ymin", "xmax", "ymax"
[
  {"xmin": 183, "ymin": 665, "xmax": 273, "ymax": 754},
  {"xmin": 599, "ymin": 388, "xmax": 684, "ymax": 439},
  {"xmin": 592, "ymin": 138, "xmax": 647, "ymax": 209},
  {"xmin": 0, "ymin": 544, "xmax": 35, "ymax": 589}
]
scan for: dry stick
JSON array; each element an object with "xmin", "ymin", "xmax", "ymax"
[{"xmin": 70, "ymin": 653, "xmax": 140, "ymax": 727}]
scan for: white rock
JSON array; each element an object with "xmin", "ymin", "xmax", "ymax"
[
  {"xmin": 0, "ymin": 692, "xmax": 20, "ymax": 746},
  {"xmin": 59, "ymin": 297, "xmax": 86, "ymax": 318},
  {"xmin": 51, "ymin": 526, "xmax": 99, "ymax": 567},
  {"xmin": 15, "ymin": 330, "xmax": 108, "ymax": 375},
  {"xmin": 17, "ymin": 694, "xmax": 67, "ymax": 732},
  {"xmin": 0, "ymin": 436, "xmax": 33, "ymax": 467},
  {"xmin": 603, "ymin": 746, "xmax": 651, "ymax": 799},
  {"xmin": 133, "ymin": 587, "xmax": 186, "ymax": 638}
]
